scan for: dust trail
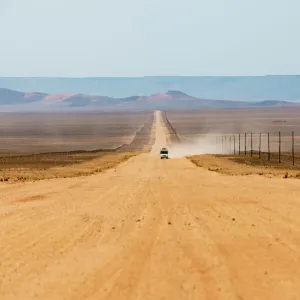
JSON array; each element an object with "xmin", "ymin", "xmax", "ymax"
[
  {"xmin": 152, "ymin": 110, "xmax": 231, "ymax": 158},
  {"xmin": 168, "ymin": 135, "xmax": 229, "ymax": 158}
]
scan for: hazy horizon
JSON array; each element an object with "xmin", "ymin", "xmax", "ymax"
[{"xmin": 1, "ymin": 75, "xmax": 300, "ymax": 78}]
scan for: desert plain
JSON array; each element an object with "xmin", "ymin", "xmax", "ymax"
[{"xmin": 1, "ymin": 109, "xmax": 300, "ymax": 299}]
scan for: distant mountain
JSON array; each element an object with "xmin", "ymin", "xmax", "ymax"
[
  {"xmin": 250, "ymin": 100, "xmax": 291, "ymax": 107},
  {"xmin": 166, "ymin": 90, "xmax": 188, "ymax": 97},
  {"xmin": 62, "ymin": 94, "xmax": 129, "ymax": 107},
  {"xmin": 1, "ymin": 88, "xmax": 299, "ymax": 112},
  {"xmin": 1, "ymin": 76, "xmax": 300, "ymax": 101},
  {"xmin": 0, "ymin": 88, "xmax": 46, "ymax": 105}
]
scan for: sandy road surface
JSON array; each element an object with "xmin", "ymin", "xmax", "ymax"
[{"xmin": 2, "ymin": 111, "xmax": 300, "ymax": 299}]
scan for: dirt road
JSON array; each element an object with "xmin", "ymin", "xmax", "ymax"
[{"xmin": 1, "ymin": 111, "xmax": 300, "ymax": 299}]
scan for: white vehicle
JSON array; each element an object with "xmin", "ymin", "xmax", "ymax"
[{"xmin": 160, "ymin": 148, "xmax": 169, "ymax": 159}]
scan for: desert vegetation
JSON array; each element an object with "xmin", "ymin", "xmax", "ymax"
[{"xmin": 0, "ymin": 111, "xmax": 154, "ymax": 182}]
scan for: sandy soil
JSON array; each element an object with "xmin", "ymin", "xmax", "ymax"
[{"xmin": 1, "ymin": 111, "xmax": 300, "ymax": 299}]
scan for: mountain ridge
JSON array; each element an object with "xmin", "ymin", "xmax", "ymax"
[{"xmin": 1, "ymin": 88, "xmax": 299, "ymax": 111}]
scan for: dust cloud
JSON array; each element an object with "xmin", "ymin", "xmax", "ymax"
[{"xmin": 168, "ymin": 135, "xmax": 228, "ymax": 158}]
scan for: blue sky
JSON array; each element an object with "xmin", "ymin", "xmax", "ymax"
[{"xmin": 0, "ymin": 0, "xmax": 299, "ymax": 77}]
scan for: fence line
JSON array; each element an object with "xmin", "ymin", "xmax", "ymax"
[
  {"xmin": 162, "ymin": 111, "xmax": 181, "ymax": 143},
  {"xmin": 216, "ymin": 131, "xmax": 298, "ymax": 166}
]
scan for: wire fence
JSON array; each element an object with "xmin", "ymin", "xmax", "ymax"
[
  {"xmin": 216, "ymin": 131, "xmax": 299, "ymax": 166},
  {"xmin": 162, "ymin": 111, "xmax": 181, "ymax": 143}
]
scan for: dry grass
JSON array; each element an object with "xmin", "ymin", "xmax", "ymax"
[
  {"xmin": 0, "ymin": 111, "xmax": 153, "ymax": 152},
  {"xmin": 0, "ymin": 123, "xmax": 155, "ymax": 183},
  {"xmin": 0, "ymin": 110, "xmax": 155, "ymax": 183},
  {"xmin": 188, "ymin": 154, "xmax": 300, "ymax": 179},
  {"xmin": 231, "ymin": 153, "xmax": 300, "ymax": 169},
  {"xmin": 0, "ymin": 151, "xmax": 140, "ymax": 183}
]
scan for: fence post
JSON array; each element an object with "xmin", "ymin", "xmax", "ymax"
[
  {"xmin": 229, "ymin": 136, "xmax": 232, "ymax": 153},
  {"xmin": 239, "ymin": 133, "xmax": 240, "ymax": 155},
  {"xmin": 292, "ymin": 131, "xmax": 295, "ymax": 166},
  {"xmin": 259, "ymin": 133, "xmax": 261, "ymax": 159},
  {"xmin": 250, "ymin": 132, "xmax": 253, "ymax": 157},
  {"xmin": 234, "ymin": 135, "xmax": 236, "ymax": 155},
  {"xmin": 268, "ymin": 132, "xmax": 270, "ymax": 161},
  {"xmin": 279, "ymin": 131, "xmax": 281, "ymax": 163},
  {"xmin": 244, "ymin": 133, "xmax": 247, "ymax": 155},
  {"xmin": 222, "ymin": 136, "xmax": 224, "ymax": 153}
]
